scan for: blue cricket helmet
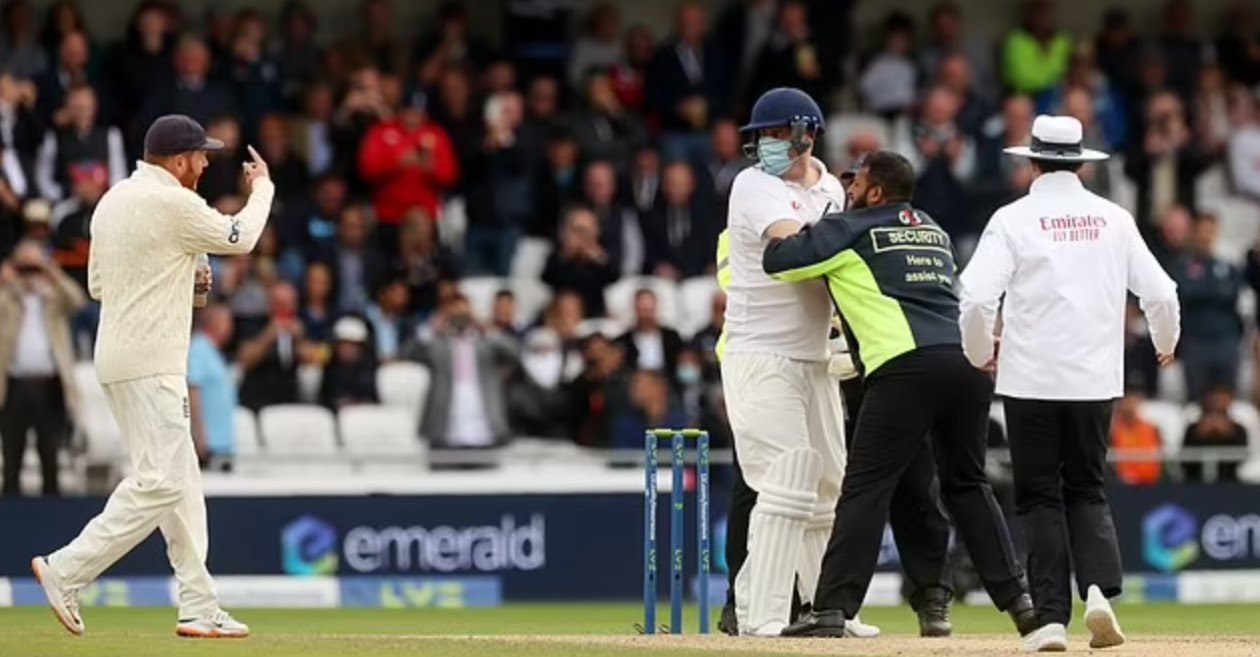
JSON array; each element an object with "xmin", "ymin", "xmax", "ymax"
[{"xmin": 740, "ymin": 87, "xmax": 826, "ymax": 134}]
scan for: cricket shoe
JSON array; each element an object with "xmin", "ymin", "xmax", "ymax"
[
  {"xmin": 845, "ymin": 614, "xmax": 881, "ymax": 638},
  {"xmin": 915, "ymin": 587, "xmax": 952, "ymax": 637},
  {"xmin": 31, "ymin": 557, "xmax": 83, "ymax": 636},
  {"xmin": 176, "ymin": 610, "xmax": 250, "ymax": 638},
  {"xmin": 718, "ymin": 602, "xmax": 738, "ymax": 636},
  {"xmin": 780, "ymin": 609, "xmax": 847, "ymax": 637},
  {"xmin": 1084, "ymin": 585, "xmax": 1125, "ymax": 649},
  {"xmin": 1022, "ymin": 623, "xmax": 1068, "ymax": 652}
]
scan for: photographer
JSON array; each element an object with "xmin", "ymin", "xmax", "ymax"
[
  {"xmin": 542, "ymin": 205, "xmax": 619, "ymax": 317},
  {"xmin": 1124, "ymin": 91, "xmax": 1210, "ymax": 229},
  {"xmin": 0, "ymin": 239, "xmax": 85, "ymax": 496},
  {"xmin": 464, "ymin": 90, "xmax": 530, "ymax": 276},
  {"xmin": 903, "ymin": 86, "xmax": 976, "ymax": 240},
  {"xmin": 1182, "ymin": 386, "xmax": 1249, "ymax": 483}
]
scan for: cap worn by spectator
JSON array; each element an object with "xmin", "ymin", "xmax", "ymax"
[
  {"xmin": 333, "ymin": 315, "xmax": 369, "ymax": 343},
  {"xmin": 23, "ymin": 198, "xmax": 52, "ymax": 225},
  {"xmin": 144, "ymin": 114, "xmax": 226, "ymax": 156}
]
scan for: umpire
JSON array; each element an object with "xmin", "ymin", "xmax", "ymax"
[
  {"xmin": 765, "ymin": 151, "xmax": 1038, "ymax": 644},
  {"xmin": 959, "ymin": 116, "xmax": 1180, "ymax": 651}
]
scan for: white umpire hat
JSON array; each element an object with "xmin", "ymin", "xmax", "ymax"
[{"xmin": 1003, "ymin": 115, "xmax": 1109, "ymax": 162}]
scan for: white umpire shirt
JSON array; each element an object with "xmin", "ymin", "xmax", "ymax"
[{"xmin": 958, "ymin": 171, "xmax": 1181, "ymax": 401}]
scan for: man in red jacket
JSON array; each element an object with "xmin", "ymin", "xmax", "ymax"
[{"xmin": 358, "ymin": 91, "xmax": 459, "ymax": 250}]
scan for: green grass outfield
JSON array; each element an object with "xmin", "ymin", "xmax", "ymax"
[{"xmin": 0, "ymin": 603, "xmax": 1257, "ymax": 657}]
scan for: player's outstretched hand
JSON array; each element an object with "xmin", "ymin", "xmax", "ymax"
[
  {"xmin": 1157, "ymin": 353, "xmax": 1175, "ymax": 367},
  {"xmin": 242, "ymin": 145, "xmax": 271, "ymax": 185}
]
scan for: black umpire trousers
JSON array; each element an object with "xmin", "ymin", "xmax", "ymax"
[
  {"xmin": 724, "ymin": 372, "xmax": 953, "ymax": 610},
  {"xmin": 1, "ymin": 377, "xmax": 67, "ymax": 497},
  {"xmin": 814, "ymin": 347, "xmax": 1026, "ymax": 617},
  {"xmin": 1003, "ymin": 398, "xmax": 1122, "ymax": 627}
]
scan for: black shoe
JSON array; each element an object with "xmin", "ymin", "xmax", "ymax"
[
  {"xmin": 792, "ymin": 601, "xmax": 812, "ymax": 623},
  {"xmin": 1008, "ymin": 593, "xmax": 1040, "ymax": 637},
  {"xmin": 718, "ymin": 602, "xmax": 738, "ymax": 636},
  {"xmin": 916, "ymin": 587, "xmax": 953, "ymax": 638},
  {"xmin": 781, "ymin": 609, "xmax": 847, "ymax": 638}
]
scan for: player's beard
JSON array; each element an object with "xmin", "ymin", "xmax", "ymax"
[{"xmin": 848, "ymin": 192, "xmax": 868, "ymax": 210}]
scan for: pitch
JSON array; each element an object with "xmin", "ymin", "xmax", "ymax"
[{"xmin": 1, "ymin": 603, "xmax": 1257, "ymax": 657}]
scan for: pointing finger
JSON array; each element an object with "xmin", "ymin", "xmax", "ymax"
[{"xmin": 247, "ymin": 145, "xmax": 263, "ymax": 163}]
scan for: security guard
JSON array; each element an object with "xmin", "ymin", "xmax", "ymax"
[
  {"xmin": 767, "ymin": 151, "xmax": 1037, "ymax": 644},
  {"xmin": 958, "ymin": 116, "xmax": 1180, "ymax": 652}
]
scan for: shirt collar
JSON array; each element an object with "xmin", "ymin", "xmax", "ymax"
[
  {"xmin": 133, "ymin": 160, "xmax": 184, "ymax": 188},
  {"xmin": 1029, "ymin": 171, "xmax": 1085, "ymax": 194},
  {"xmin": 784, "ymin": 157, "xmax": 832, "ymax": 192}
]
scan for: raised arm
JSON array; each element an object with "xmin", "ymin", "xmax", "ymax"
[
  {"xmin": 958, "ymin": 216, "xmax": 1016, "ymax": 368},
  {"xmin": 175, "ymin": 146, "xmax": 274, "ymax": 255},
  {"xmin": 762, "ymin": 219, "xmax": 852, "ymax": 283}
]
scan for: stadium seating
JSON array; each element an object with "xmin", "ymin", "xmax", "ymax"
[
  {"xmin": 604, "ymin": 276, "xmax": 681, "ymax": 329},
  {"xmin": 510, "ymin": 237, "xmax": 553, "ymax": 280},
  {"xmin": 677, "ymin": 276, "xmax": 720, "ymax": 338},
  {"xmin": 1139, "ymin": 400, "xmax": 1189, "ymax": 456},
  {"xmin": 257, "ymin": 405, "xmax": 345, "ymax": 474},
  {"xmin": 337, "ymin": 405, "xmax": 425, "ymax": 472},
  {"xmin": 376, "ymin": 361, "xmax": 431, "ymax": 423}
]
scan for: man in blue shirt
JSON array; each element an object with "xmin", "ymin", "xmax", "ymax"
[{"xmin": 188, "ymin": 303, "xmax": 238, "ymax": 470}]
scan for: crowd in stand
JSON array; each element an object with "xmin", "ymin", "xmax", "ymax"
[{"xmin": 0, "ymin": 0, "xmax": 1259, "ymax": 494}]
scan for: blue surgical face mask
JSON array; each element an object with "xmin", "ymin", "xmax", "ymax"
[{"xmin": 756, "ymin": 137, "xmax": 794, "ymax": 177}]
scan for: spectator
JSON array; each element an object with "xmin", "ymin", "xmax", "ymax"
[
  {"xmin": 0, "ymin": 71, "xmax": 42, "ymax": 165},
  {"xmin": 318, "ymin": 315, "xmax": 379, "ymax": 410},
  {"xmin": 611, "ymin": 368, "xmax": 687, "ymax": 448},
  {"xmin": 1002, "ymin": 0, "xmax": 1072, "ymax": 100},
  {"xmin": 300, "ymin": 261, "xmax": 336, "ymax": 344},
  {"xmin": 509, "ymin": 325, "xmax": 572, "ymax": 438},
  {"xmin": 610, "ymin": 24, "xmax": 654, "ymax": 113},
  {"xmin": 641, "ymin": 160, "xmax": 718, "ymax": 279},
  {"xmin": 713, "ymin": 0, "xmax": 776, "ymax": 105},
  {"xmin": 365, "ymin": 274, "xmax": 416, "ymax": 362},
  {"xmin": 394, "ymin": 207, "xmax": 458, "ymax": 318},
  {"xmin": 617, "ymin": 288, "xmax": 684, "ymax": 378},
  {"xmin": 0, "ymin": 143, "xmax": 26, "ymax": 258},
  {"xmin": 1123, "ymin": 300, "xmax": 1161, "ymax": 399},
  {"xmin": 358, "ymin": 90, "xmax": 459, "ymax": 250},
  {"xmin": 406, "ymin": 293, "xmax": 517, "ymax": 448},
  {"xmin": 705, "ymin": 118, "xmax": 747, "ymax": 220},
  {"xmin": 36, "ymin": 30, "xmax": 96, "ymax": 125},
  {"xmin": 571, "ymin": 70, "xmax": 648, "ymax": 172},
  {"xmin": 1229, "ymin": 91, "xmax": 1260, "ymax": 201},
  {"xmin": 35, "ymin": 85, "xmax": 125, "ymax": 202},
  {"xmin": 935, "ymin": 52, "xmax": 992, "ymax": 140},
  {"xmin": 336, "ymin": 0, "xmax": 406, "ymax": 76},
  {"xmin": 568, "ymin": 2, "xmax": 623, "ymax": 91},
  {"xmin": 529, "ymin": 129, "xmax": 581, "ymax": 240},
  {"xmin": 582, "ymin": 159, "xmax": 642, "ymax": 277},
  {"xmin": 333, "ymin": 66, "xmax": 390, "ymax": 188},
  {"xmin": 489, "ymin": 289, "xmax": 523, "ymax": 344},
  {"xmin": 465, "ymin": 91, "xmax": 530, "ymax": 276},
  {"xmin": 1110, "ymin": 387, "xmax": 1163, "ymax": 485},
  {"xmin": 140, "ymin": 36, "xmax": 236, "ymax": 133},
  {"xmin": 747, "ymin": 0, "xmax": 829, "ymax": 105},
  {"xmin": 1051, "ymin": 44, "xmax": 1129, "ymax": 150},
  {"xmin": 1151, "ymin": 204, "xmax": 1193, "ymax": 269},
  {"xmin": 523, "ymin": 291, "xmax": 587, "ymax": 388},
  {"xmin": 0, "ymin": 240, "xmax": 83, "ymax": 496},
  {"xmin": 414, "ymin": 1, "xmax": 490, "ymax": 89},
  {"xmin": 290, "ymin": 82, "xmax": 337, "ymax": 177},
  {"xmin": 904, "ymin": 87, "xmax": 976, "ymax": 239},
  {"xmin": 227, "ymin": 9, "xmax": 282, "ymax": 142},
  {"xmin": 256, "ymin": 114, "xmax": 309, "ymax": 205},
  {"xmin": 565, "ymin": 332, "xmax": 632, "ymax": 447},
  {"xmin": 281, "ymin": 173, "xmax": 345, "ymax": 264},
  {"xmin": 236, "ymin": 282, "xmax": 306, "ymax": 411},
  {"xmin": 1059, "ymin": 86, "xmax": 1113, "ymax": 197},
  {"xmin": 1182, "ymin": 385, "xmax": 1249, "ymax": 483},
  {"xmin": 920, "ymin": 2, "xmax": 995, "ymax": 101},
  {"xmin": 188, "ymin": 304, "xmax": 237, "ymax": 471},
  {"xmin": 691, "ymin": 290, "xmax": 726, "ymax": 383},
  {"xmin": 219, "ymin": 251, "xmax": 270, "ymax": 339},
  {"xmin": 1094, "ymin": 9, "xmax": 1143, "ymax": 98},
  {"xmin": 859, "ymin": 12, "xmax": 918, "ymax": 119},
  {"xmin": 974, "ymin": 95, "xmax": 1036, "ymax": 218},
  {"xmin": 196, "ymin": 115, "xmax": 244, "ymax": 205},
  {"xmin": 520, "ymin": 75, "xmax": 565, "ymax": 163},
  {"xmin": 543, "ymin": 205, "xmax": 619, "ymax": 317},
  {"xmin": 48, "ymin": 164, "xmax": 103, "ymax": 293},
  {"xmin": 1158, "ymin": 0, "xmax": 1205, "ymax": 103},
  {"xmin": 203, "ymin": 7, "xmax": 236, "ymax": 77},
  {"xmin": 0, "ymin": 0, "xmax": 47, "ymax": 79},
  {"xmin": 1125, "ymin": 91, "xmax": 1211, "ymax": 229},
  {"xmin": 39, "ymin": 1, "xmax": 88, "ymax": 59},
  {"xmin": 1216, "ymin": 1, "xmax": 1260, "ymax": 87},
  {"xmin": 499, "ymin": 0, "xmax": 573, "ymax": 81},
  {"xmin": 332, "ymin": 204, "xmax": 383, "ymax": 315},
  {"xmin": 839, "ymin": 128, "xmax": 883, "ymax": 174},
  {"xmin": 480, "ymin": 57, "xmax": 518, "ymax": 95},
  {"xmin": 106, "ymin": 1, "xmax": 173, "ymax": 140},
  {"xmin": 1173, "ymin": 213, "xmax": 1242, "ymax": 399},
  {"xmin": 629, "ymin": 145, "xmax": 661, "ymax": 215},
  {"xmin": 1194, "ymin": 63, "xmax": 1232, "ymax": 159},
  {"xmin": 274, "ymin": 0, "xmax": 322, "ymax": 109},
  {"xmin": 647, "ymin": 1, "xmax": 728, "ymax": 164},
  {"xmin": 20, "ymin": 197, "xmax": 50, "ymax": 242},
  {"xmin": 430, "ymin": 65, "xmax": 480, "ymax": 198}
]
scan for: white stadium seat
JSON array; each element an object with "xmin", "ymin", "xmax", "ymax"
[
  {"xmin": 258, "ymin": 404, "xmax": 339, "ymax": 456},
  {"xmin": 1139, "ymin": 400, "xmax": 1188, "ymax": 456},
  {"xmin": 604, "ymin": 276, "xmax": 680, "ymax": 329},
  {"xmin": 511, "ymin": 277, "xmax": 553, "ymax": 327},
  {"xmin": 510, "ymin": 237, "xmax": 553, "ymax": 280},
  {"xmin": 677, "ymin": 276, "xmax": 720, "ymax": 339},
  {"xmin": 338, "ymin": 405, "xmax": 425, "ymax": 472},
  {"xmin": 233, "ymin": 407, "xmax": 260, "ymax": 456},
  {"xmin": 296, "ymin": 363, "xmax": 323, "ymax": 404},
  {"xmin": 459, "ymin": 276, "xmax": 508, "ymax": 322},
  {"xmin": 377, "ymin": 361, "xmax": 431, "ymax": 421}
]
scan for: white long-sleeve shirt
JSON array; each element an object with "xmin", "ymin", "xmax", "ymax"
[
  {"xmin": 958, "ymin": 171, "xmax": 1180, "ymax": 400},
  {"xmin": 89, "ymin": 161, "xmax": 274, "ymax": 384}
]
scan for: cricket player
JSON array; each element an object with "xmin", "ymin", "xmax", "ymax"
[
  {"xmin": 959, "ymin": 116, "xmax": 1180, "ymax": 651},
  {"xmin": 765, "ymin": 151, "xmax": 1037, "ymax": 645},
  {"xmin": 31, "ymin": 114, "xmax": 274, "ymax": 638},
  {"xmin": 721, "ymin": 87, "xmax": 848, "ymax": 637}
]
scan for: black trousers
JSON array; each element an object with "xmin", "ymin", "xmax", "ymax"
[
  {"xmin": 1004, "ymin": 398, "xmax": 1122, "ymax": 627},
  {"xmin": 815, "ymin": 347, "xmax": 1026, "ymax": 617},
  {"xmin": 1, "ymin": 377, "xmax": 67, "ymax": 496}
]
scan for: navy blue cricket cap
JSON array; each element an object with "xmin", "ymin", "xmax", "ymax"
[{"xmin": 143, "ymin": 114, "xmax": 225, "ymax": 156}]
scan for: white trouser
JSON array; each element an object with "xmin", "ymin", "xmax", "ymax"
[
  {"xmin": 48, "ymin": 374, "xmax": 218, "ymax": 619},
  {"xmin": 722, "ymin": 352, "xmax": 847, "ymax": 632}
]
